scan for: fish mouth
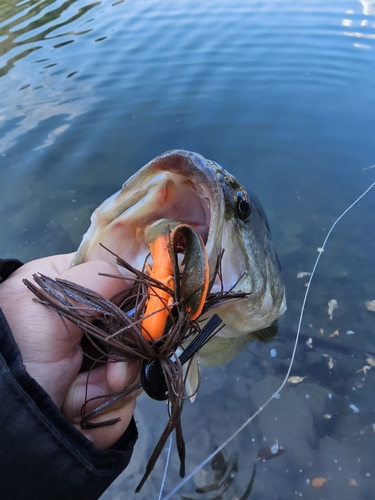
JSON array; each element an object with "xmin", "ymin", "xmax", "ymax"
[
  {"xmin": 73, "ymin": 151, "xmax": 222, "ymax": 272},
  {"xmin": 142, "ymin": 179, "xmax": 211, "ymax": 246},
  {"xmin": 136, "ymin": 151, "xmax": 221, "ymax": 253}
]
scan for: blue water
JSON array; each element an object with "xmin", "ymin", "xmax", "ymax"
[{"xmin": 1, "ymin": 0, "xmax": 375, "ymax": 498}]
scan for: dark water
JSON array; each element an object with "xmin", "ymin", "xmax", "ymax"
[{"xmin": 1, "ymin": 0, "xmax": 375, "ymax": 498}]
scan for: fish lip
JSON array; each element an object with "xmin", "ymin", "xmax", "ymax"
[{"xmin": 72, "ymin": 150, "xmax": 224, "ymax": 270}]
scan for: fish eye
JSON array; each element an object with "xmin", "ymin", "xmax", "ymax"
[{"xmin": 235, "ymin": 190, "xmax": 251, "ymax": 220}]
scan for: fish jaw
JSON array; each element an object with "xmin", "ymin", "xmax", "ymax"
[
  {"xmin": 210, "ymin": 219, "xmax": 286, "ymax": 337},
  {"xmin": 72, "ymin": 150, "xmax": 224, "ymax": 273}
]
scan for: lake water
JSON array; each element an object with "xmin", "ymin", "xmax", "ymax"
[{"xmin": 1, "ymin": 0, "xmax": 375, "ymax": 498}]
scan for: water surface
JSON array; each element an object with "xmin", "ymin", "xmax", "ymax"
[{"xmin": 1, "ymin": 0, "xmax": 375, "ymax": 498}]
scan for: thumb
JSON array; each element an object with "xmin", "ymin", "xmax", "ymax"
[
  {"xmin": 62, "ymin": 361, "xmax": 141, "ymax": 449},
  {"xmin": 54, "ymin": 259, "xmax": 130, "ymax": 344},
  {"xmin": 60, "ymin": 259, "xmax": 128, "ymax": 303}
]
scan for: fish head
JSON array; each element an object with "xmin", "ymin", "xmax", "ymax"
[
  {"xmin": 72, "ymin": 150, "xmax": 286, "ymax": 340},
  {"xmin": 206, "ymin": 163, "xmax": 286, "ymax": 338}
]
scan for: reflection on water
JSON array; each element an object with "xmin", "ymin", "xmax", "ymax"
[
  {"xmin": 1, "ymin": 0, "xmax": 375, "ymax": 498},
  {"xmin": 0, "ymin": 0, "xmax": 105, "ymax": 153},
  {"xmin": 0, "ymin": 80, "xmax": 96, "ymax": 153},
  {"xmin": 0, "ymin": 0, "xmax": 101, "ymax": 76},
  {"xmin": 360, "ymin": 0, "xmax": 375, "ymax": 15},
  {"xmin": 343, "ymin": 0, "xmax": 375, "ymax": 49}
]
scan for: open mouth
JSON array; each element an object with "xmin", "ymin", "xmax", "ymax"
[
  {"xmin": 72, "ymin": 151, "xmax": 222, "ymax": 278},
  {"xmin": 86, "ymin": 172, "xmax": 215, "ymax": 274},
  {"xmin": 142, "ymin": 178, "xmax": 211, "ymax": 247}
]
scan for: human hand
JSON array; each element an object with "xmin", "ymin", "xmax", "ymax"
[{"xmin": 0, "ymin": 253, "xmax": 141, "ymax": 450}]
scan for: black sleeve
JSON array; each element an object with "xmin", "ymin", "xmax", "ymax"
[
  {"xmin": 0, "ymin": 260, "xmax": 138, "ymax": 500},
  {"xmin": 0, "ymin": 258, "xmax": 23, "ymax": 283}
]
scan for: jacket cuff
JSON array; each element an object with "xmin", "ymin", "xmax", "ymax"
[
  {"xmin": 0, "ymin": 258, "xmax": 24, "ymax": 283},
  {"xmin": 0, "ymin": 307, "xmax": 137, "ymax": 500}
]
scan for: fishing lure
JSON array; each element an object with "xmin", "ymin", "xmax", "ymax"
[
  {"xmin": 141, "ymin": 224, "xmax": 209, "ymax": 341},
  {"xmin": 23, "ymin": 224, "xmax": 247, "ymax": 491}
]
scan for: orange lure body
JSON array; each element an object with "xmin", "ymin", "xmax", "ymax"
[
  {"xmin": 141, "ymin": 232, "xmax": 175, "ymax": 340},
  {"xmin": 141, "ymin": 224, "xmax": 209, "ymax": 340}
]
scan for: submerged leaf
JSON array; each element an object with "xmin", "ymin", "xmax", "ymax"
[
  {"xmin": 311, "ymin": 477, "xmax": 329, "ymax": 488},
  {"xmin": 257, "ymin": 440, "xmax": 285, "ymax": 461},
  {"xmin": 356, "ymin": 365, "xmax": 372, "ymax": 375},
  {"xmin": 327, "ymin": 299, "xmax": 338, "ymax": 320},
  {"xmin": 329, "ymin": 330, "xmax": 339, "ymax": 338},
  {"xmin": 287, "ymin": 376, "xmax": 306, "ymax": 384},
  {"xmin": 297, "ymin": 271, "xmax": 311, "ymax": 279},
  {"xmin": 366, "ymin": 357, "xmax": 375, "ymax": 367},
  {"xmin": 365, "ymin": 300, "xmax": 375, "ymax": 312}
]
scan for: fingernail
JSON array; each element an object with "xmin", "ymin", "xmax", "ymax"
[{"xmin": 107, "ymin": 362, "xmax": 128, "ymax": 393}]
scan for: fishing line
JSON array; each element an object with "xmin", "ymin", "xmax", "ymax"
[
  {"xmin": 158, "ymin": 435, "xmax": 173, "ymax": 500},
  {"xmin": 162, "ymin": 178, "xmax": 375, "ymax": 500}
]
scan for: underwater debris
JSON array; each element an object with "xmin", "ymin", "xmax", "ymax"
[
  {"xmin": 355, "ymin": 358, "xmax": 375, "ymax": 374},
  {"xmin": 311, "ymin": 477, "xmax": 329, "ymax": 488},
  {"xmin": 184, "ymin": 451, "xmax": 256, "ymax": 500},
  {"xmin": 356, "ymin": 365, "xmax": 372, "ymax": 375},
  {"xmin": 329, "ymin": 329, "xmax": 339, "ymax": 338},
  {"xmin": 296, "ymin": 271, "xmax": 311, "ymax": 279},
  {"xmin": 349, "ymin": 404, "xmax": 360, "ymax": 413},
  {"xmin": 355, "ymin": 357, "xmax": 375, "ymax": 375},
  {"xmin": 256, "ymin": 439, "xmax": 285, "ymax": 461},
  {"xmin": 327, "ymin": 299, "xmax": 338, "ymax": 320},
  {"xmin": 306, "ymin": 337, "xmax": 313, "ymax": 348},
  {"xmin": 364, "ymin": 300, "xmax": 375, "ymax": 311},
  {"xmin": 287, "ymin": 376, "xmax": 306, "ymax": 385}
]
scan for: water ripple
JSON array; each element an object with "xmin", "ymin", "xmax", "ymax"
[{"xmin": 0, "ymin": 0, "xmax": 373, "ymax": 157}]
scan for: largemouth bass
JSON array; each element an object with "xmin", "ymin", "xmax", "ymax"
[{"xmin": 72, "ymin": 150, "xmax": 286, "ymax": 366}]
